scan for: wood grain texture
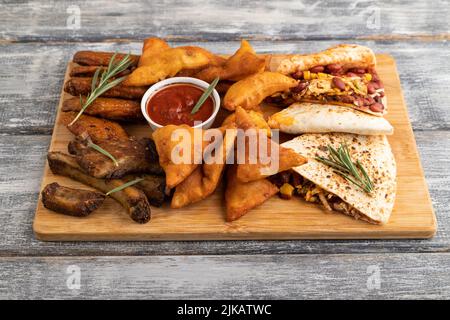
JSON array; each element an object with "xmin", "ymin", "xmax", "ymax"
[
  {"xmin": 31, "ymin": 54, "xmax": 436, "ymax": 241},
  {"xmin": 1, "ymin": 40, "xmax": 449, "ymax": 135},
  {"xmin": 1, "ymin": 253, "xmax": 449, "ymax": 299},
  {"xmin": 1, "ymin": 0, "xmax": 449, "ymax": 42}
]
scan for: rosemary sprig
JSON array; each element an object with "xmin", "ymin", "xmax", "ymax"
[
  {"xmin": 105, "ymin": 178, "xmax": 144, "ymax": 196},
  {"xmin": 315, "ymin": 143, "xmax": 374, "ymax": 194},
  {"xmin": 87, "ymin": 142, "xmax": 119, "ymax": 167},
  {"xmin": 191, "ymin": 77, "xmax": 219, "ymax": 115},
  {"xmin": 69, "ymin": 52, "xmax": 133, "ymax": 126}
]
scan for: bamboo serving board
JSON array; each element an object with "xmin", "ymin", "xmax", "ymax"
[{"xmin": 33, "ymin": 54, "xmax": 437, "ymax": 241}]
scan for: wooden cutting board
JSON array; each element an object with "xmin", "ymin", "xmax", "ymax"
[{"xmin": 33, "ymin": 54, "xmax": 437, "ymax": 241}]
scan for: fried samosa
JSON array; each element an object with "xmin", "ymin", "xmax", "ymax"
[
  {"xmin": 225, "ymin": 166, "xmax": 279, "ymax": 222},
  {"xmin": 171, "ymin": 128, "xmax": 237, "ymax": 208},
  {"xmin": 152, "ymin": 124, "xmax": 209, "ymax": 189},
  {"xmin": 234, "ymin": 107, "xmax": 307, "ymax": 182},
  {"xmin": 223, "ymin": 72, "xmax": 298, "ymax": 111}
]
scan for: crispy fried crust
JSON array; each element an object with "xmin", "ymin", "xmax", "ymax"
[
  {"xmin": 41, "ymin": 182, "xmax": 105, "ymax": 217},
  {"xmin": 62, "ymin": 97, "xmax": 143, "ymax": 122},
  {"xmin": 73, "ymin": 51, "xmax": 139, "ymax": 67},
  {"xmin": 225, "ymin": 166, "xmax": 279, "ymax": 222},
  {"xmin": 47, "ymin": 152, "xmax": 151, "ymax": 223},
  {"xmin": 234, "ymin": 107, "xmax": 307, "ymax": 182},
  {"xmin": 60, "ymin": 112, "xmax": 129, "ymax": 143},
  {"xmin": 64, "ymin": 77, "xmax": 148, "ymax": 100}
]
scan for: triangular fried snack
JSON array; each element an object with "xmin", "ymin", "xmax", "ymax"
[
  {"xmin": 171, "ymin": 128, "xmax": 237, "ymax": 208},
  {"xmin": 152, "ymin": 124, "xmax": 207, "ymax": 189},
  {"xmin": 234, "ymin": 107, "xmax": 307, "ymax": 182},
  {"xmin": 225, "ymin": 165, "xmax": 279, "ymax": 221}
]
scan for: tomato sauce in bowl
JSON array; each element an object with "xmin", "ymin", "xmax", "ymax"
[{"xmin": 146, "ymin": 84, "xmax": 214, "ymax": 127}]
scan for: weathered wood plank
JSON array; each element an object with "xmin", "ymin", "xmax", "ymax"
[
  {"xmin": 1, "ymin": 40, "xmax": 449, "ymax": 135},
  {"xmin": 0, "ymin": 253, "xmax": 449, "ymax": 299},
  {"xmin": 0, "ymin": 131, "xmax": 447, "ymax": 256},
  {"xmin": 1, "ymin": 0, "xmax": 449, "ymax": 42}
]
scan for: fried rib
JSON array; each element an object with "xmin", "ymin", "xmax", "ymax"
[
  {"xmin": 73, "ymin": 51, "xmax": 139, "ymax": 67},
  {"xmin": 60, "ymin": 112, "xmax": 129, "ymax": 143},
  {"xmin": 123, "ymin": 174, "xmax": 167, "ymax": 207},
  {"xmin": 62, "ymin": 97, "xmax": 143, "ymax": 122},
  {"xmin": 41, "ymin": 182, "xmax": 105, "ymax": 217},
  {"xmin": 68, "ymin": 133, "xmax": 163, "ymax": 179},
  {"xmin": 64, "ymin": 77, "xmax": 148, "ymax": 100},
  {"xmin": 47, "ymin": 152, "xmax": 151, "ymax": 223}
]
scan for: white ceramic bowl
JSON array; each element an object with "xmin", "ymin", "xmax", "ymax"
[{"xmin": 141, "ymin": 77, "xmax": 221, "ymax": 131}]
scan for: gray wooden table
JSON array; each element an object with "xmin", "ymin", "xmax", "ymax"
[{"xmin": 1, "ymin": 0, "xmax": 449, "ymax": 299}]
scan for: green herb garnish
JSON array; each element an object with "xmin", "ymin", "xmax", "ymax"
[
  {"xmin": 191, "ymin": 77, "xmax": 219, "ymax": 115},
  {"xmin": 69, "ymin": 52, "xmax": 133, "ymax": 126},
  {"xmin": 106, "ymin": 178, "xmax": 144, "ymax": 196},
  {"xmin": 315, "ymin": 143, "xmax": 374, "ymax": 194},
  {"xmin": 87, "ymin": 142, "xmax": 119, "ymax": 167}
]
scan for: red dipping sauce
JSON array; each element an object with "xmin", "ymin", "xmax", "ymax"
[{"xmin": 146, "ymin": 84, "xmax": 214, "ymax": 126}]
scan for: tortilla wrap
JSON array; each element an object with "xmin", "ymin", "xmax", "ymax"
[
  {"xmin": 282, "ymin": 133, "xmax": 396, "ymax": 224},
  {"xmin": 277, "ymin": 44, "xmax": 376, "ymax": 75},
  {"xmin": 268, "ymin": 103, "xmax": 393, "ymax": 135}
]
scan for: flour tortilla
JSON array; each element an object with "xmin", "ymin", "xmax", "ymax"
[
  {"xmin": 268, "ymin": 103, "xmax": 393, "ymax": 135},
  {"xmin": 282, "ymin": 133, "xmax": 396, "ymax": 224},
  {"xmin": 277, "ymin": 44, "xmax": 376, "ymax": 75}
]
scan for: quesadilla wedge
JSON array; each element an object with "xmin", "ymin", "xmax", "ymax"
[
  {"xmin": 276, "ymin": 44, "xmax": 387, "ymax": 117},
  {"xmin": 281, "ymin": 133, "xmax": 396, "ymax": 224},
  {"xmin": 268, "ymin": 103, "xmax": 393, "ymax": 135}
]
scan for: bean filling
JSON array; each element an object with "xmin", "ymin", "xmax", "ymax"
[{"xmin": 289, "ymin": 64, "xmax": 385, "ymax": 113}]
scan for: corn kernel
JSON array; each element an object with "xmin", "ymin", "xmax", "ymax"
[
  {"xmin": 310, "ymin": 73, "xmax": 318, "ymax": 79},
  {"xmin": 364, "ymin": 73, "xmax": 372, "ymax": 81},
  {"xmin": 303, "ymin": 70, "xmax": 311, "ymax": 80}
]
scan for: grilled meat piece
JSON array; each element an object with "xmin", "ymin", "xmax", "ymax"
[
  {"xmin": 41, "ymin": 182, "xmax": 105, "ymax": 217},
  {"xmin": 68, "ymin": 133, "xmax": 164, "ymax": 179},
  {"xmin": 60, "ymin": 112, "xmax": 129, "ymax": 144},
  {"xmin": 64, "ymin": 77, "xmax": 148, "ymax": 100},
  {"xmin": 70, "ymin": 65, "xmax": 132, "ymax": 78},
  {"xmin": 73, "ymin": 51, "xmax": 139, "ymax": 67},
  {"xmin": 62, "ymin": 97, "xmax": 143, "ymax": 122},
  {"xmin": 47, "ymin": 152, "xmax": 151, "ymax": 223},
  {"xmin": 123, "ymin": 174, "xmax": 167, "ymax": 207}
]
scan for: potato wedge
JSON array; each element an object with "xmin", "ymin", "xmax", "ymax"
[
  {"xmin": 223, "ymin": 71, "xmax": 298, "ymax": 111},
  {"xmin": 124, "ymin": 46, "xmax": 214, "ymax": 86},
  {"xmin": 138, "ymin": 37, "xmax": 171, "ymax": 66}
]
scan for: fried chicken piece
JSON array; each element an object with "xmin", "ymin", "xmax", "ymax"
[
  {"xmin": 73, "ymin": 51, "xmax": 139, "ymax": 67},
  {"xmin": 70, "ymin": 65, "xmax": 131, "ymax": 78},
  {"xmin": 47, "ymin": 152, "xmax": 151, "ymax": 223},
  {"xmin": 64, "ymin": 77, "xmax": 148, "ymax": 100},
  {"xmin": 41, "ymin": 182, "xmax": 105, "ymax": 217},
  {"xmin": 62, "ymin": 97, "xmax": 143, "ymax": 122},
  {"xmin": 60, "ymin": 112, "xmax": 129, "ymax": 143}
]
